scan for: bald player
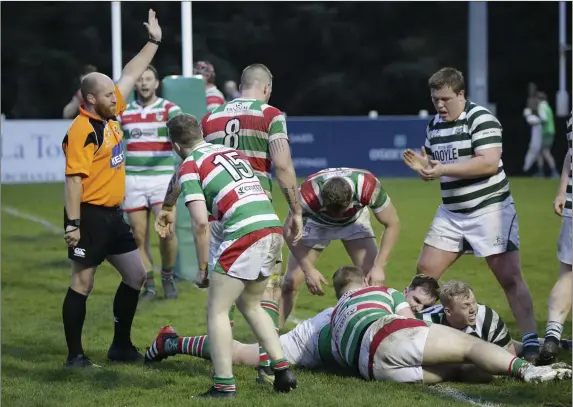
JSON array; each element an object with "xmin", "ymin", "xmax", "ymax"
[
  {"xmin": 61, "ymin": 9, "xmax": 163, "ymax": 367},
  {"xmin": 156, "ymin": 64, "xmax": 318, "ymax": 384}
]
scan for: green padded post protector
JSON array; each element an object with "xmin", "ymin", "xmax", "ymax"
[{"xmin": 161, "ymin": 75, "xmax": 207, "ymax": 281}]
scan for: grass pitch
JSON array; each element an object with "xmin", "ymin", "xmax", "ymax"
[{"xmin": 2, "ymin": 178, "xmax": 571, "ymax": 406}]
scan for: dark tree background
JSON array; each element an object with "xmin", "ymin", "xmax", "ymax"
[{"xmin": 1, "ymin": 1, "xmax": 571, "ymax": 173}]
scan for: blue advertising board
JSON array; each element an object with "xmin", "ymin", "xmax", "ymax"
[{"xmin": 285, "ymin": 116, "xmax": 428, "ymax": 178}]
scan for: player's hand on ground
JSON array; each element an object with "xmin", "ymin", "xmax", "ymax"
[
  {"xmin": 420, "ymin": 158, "xmax": 444, "ymax": 181},
  {"xmin": 64, "ymin": 225, "xmax": 81, "ymax": 247},
  {"xmin": 155, "ymin": 208, "xmax": 175, "ymax": 238},
  {"xmin": 366, "ymin": 266, "xmax": 385, "ymax": 286},
  {"xmin": 304, "ymin": 267, "xmax": 328, "ymax": 296},
  {"xmin": 403, "ymin": 147, "xmax": 430, "ymax": 172},
  {"xmin": 195, "ymin": 268, "xmax": 209, "ymax": 289},
  {"xmin": 144, "ymin": 9, "xmax": 162, "ymax": 42},
  {"xmin": 554, "ymin": 193, "xmax": 566, "ymax": 216}
]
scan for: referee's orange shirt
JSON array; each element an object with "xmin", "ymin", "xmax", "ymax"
[{"xmin": 62, "ymin": 86, "xmax": 127, "ymax": 207}]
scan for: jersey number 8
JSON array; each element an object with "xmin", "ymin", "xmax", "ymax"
[{"xmin": 224, "ymin": 118, "xmax": 240, "ymax": 149}]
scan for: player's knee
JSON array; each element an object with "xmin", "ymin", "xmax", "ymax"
[
  {"xmin": 131, "ymin": 227, "xmax": 147, "ymax": 248},
  {"xmin": 70, "ymin": 274, "xmax": 95, "ymax": 296},
  {"xmin": 282, "ymin": 272, "xmax": 301, "ymax": 294},
  {"xmin": 123, "ymin": 267, "xmax": 147, "ymax": 290}
]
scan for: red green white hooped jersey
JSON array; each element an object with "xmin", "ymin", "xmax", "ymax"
[
  {"xmin": 300, "ymin": 168, "xmax": 390, "ymax": 226},
  {"xmin": 330, "ymin": 286, "xmax": 410, "ymax": 369},
  {"xmin": 177, "ymin": 142, "xmax": 281, "ymax": 241},
  {"xmin": 118, "ymin": 98, "xmax": 182, "ymax": 176},
  {"xmin": 201, "ymin": 98, "xmax": 289, "ymax": 197},
  {"xmin": 206, "ymin": 86, "xmax": 226, "ymax": 112}
]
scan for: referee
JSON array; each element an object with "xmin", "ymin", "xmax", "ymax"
[{"xmin": 62, "ymin": 9, "xmax": 163, "ymax": 367}]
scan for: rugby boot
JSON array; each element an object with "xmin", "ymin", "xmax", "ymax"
[
  {"xmin": 538, "ymin": 337, "xmax": 560, "ymax": 366},
  {"xmin": 273, "ymin": 368, "xmax": 297, "ymax": 393},
  {"xmin": 107, "ymin": 342, "xmax": 144, "ymax": 363},
  {"xmin": 560, "ymin": 339, "xmax": 572, "ymax": 350},
  {"xmin": 65, "ymin": 354, "xmax": 101, "ymax": 368},
  {"xmin": 522, "ymin": 362, "xmax": 573, "ymax": 383},
  {"xmin": 161, "ymin": 275, "xmax": 178, "ymax": 300},
  {"xmin": 144, "ymin": 326, "xmax": 179, "ymax": 363},
  {"xmin": 519, "ymin": 346, "xmax": 540, "ymax": 365},
  {"xmin": 192, "ymin": 387, "xmax": 236, "ymax": 399},
  {"xmin": 140, "ymin": 287, "xmax": 157, "ymax": 301},
  {"xmin": 255, "ymin": 366, "xmax": 275, "ymax": 385}
]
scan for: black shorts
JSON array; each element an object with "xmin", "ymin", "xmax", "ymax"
[{"xmin": 66, "ymin": 203, "xmax": 138, "ymax": 267}]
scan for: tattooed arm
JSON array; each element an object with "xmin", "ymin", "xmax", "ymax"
[
  {"xmin": 269, "ymin": 138, "xmax": 301, "ymax": 215},
  {"xmin": 162, "ymin": 172, "xmax": 181, "ymax": 210}
]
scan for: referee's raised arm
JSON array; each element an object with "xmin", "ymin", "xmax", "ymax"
[
  {"xmin": 115, "ymin": 9, "xmax": 162, "ymax": 99},
  {"xmin": 60, "ymin": 9, "xmax": 164, "ymax": 368}
]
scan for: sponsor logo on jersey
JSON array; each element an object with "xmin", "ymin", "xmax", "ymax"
[
  {"xmin": 110, "ymin": 143, "xmax": 125, "ymax": 168},
  {"xmin": 235, "ymin": 181, "xmax": 263, "ymax": 197},
  {"xmin": 130, "ymin": 128, "xmax": 143, "ymax": 138}
]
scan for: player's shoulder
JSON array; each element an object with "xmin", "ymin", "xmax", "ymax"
[
  {"xmin": 465, "ymin": 101, "xmax": 499, "ymax": 122},
  {"xmin": 161, "ymin": 98, "xmax": 181, "ymax": 109},
  {"xmin": 260, "ymin": 103, "xmax": 284, "ymax": 117}
]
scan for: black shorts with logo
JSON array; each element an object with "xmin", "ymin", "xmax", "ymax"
[{"xmin": 66, "ymin": 203, "xmax": 138, "ymax": 267}]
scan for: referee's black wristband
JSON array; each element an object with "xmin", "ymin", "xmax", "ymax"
[{"xmin": 148, "ymin": 38, "xmax": 161, "ymax": 45}]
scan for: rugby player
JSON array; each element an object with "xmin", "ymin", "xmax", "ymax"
[
  {"xmin": 154, "ymin": 114, "xmax": 297, "ymax": 398},
  {"xmin": 198, "ymin": 63, "xmax": 316, "ymax": 383},
  {"xmin": 402, "ymin": 67, "xmax": 540, "ymax": 362},
  {"xmin": 281, "ymin": 167, "xmax": 400, "ymax": 326},
  {"xmin": 193, "ymin": 61, "xmax": 226, "ymax": 112},
  {"xmin": 331, "ymin": 266, "xmax": 572, "ymax": 384},
  {"xmin": 144, "ymin": 308, "xmax": 341, "ymax": 372},
  {"xmin": 142, "ymin": 275, "xmax": 438, "ymax": 371},
  {"xmin": 418, "ymin": 279, "xmax": 573, "ymax": 357},
  {"xmin": 539, "ymin": 113, "xmax": 573, "ymax": 365},
  {"xmin": 118, "ymin": 65, "xmax": 182, "ymax": 301}
]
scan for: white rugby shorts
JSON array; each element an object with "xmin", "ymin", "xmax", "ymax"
[
  {"xmin": 424, "ymin": 203, "xmax": 520, "ymax": 257},
  {"xmin": 123, "ymin": 174, "xmax": 172, "ymax": 212},
  {"xmin": 302, "ymin": 209, "xmax": 376, "ymax": 250},
  {"xmin": 358, "ymin": 314, "xmax": 429, "ymax": 383},
  {"xmin": 557, "ymin": 216, "xmax": 572, "ymax": 266}
]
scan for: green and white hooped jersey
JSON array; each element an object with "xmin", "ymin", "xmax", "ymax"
[{"xmin": 424, "ymin": 100, "xmax": 511, "ymax": 217}]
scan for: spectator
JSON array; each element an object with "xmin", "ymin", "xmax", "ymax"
[{"xmin": 224, "ymin": 80, "xmax": 240, "ymax": 101}]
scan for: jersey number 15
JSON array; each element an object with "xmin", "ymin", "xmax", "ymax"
[{"xmin": 213, "ymin": 151, "xmax": 254, "ymax": 182}]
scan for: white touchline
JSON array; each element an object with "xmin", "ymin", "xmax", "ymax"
[
  {"xmin": 431, "ymin": 385, "xmax": 502, "ymax": 407},
  {"xmin": 3, "ymin": 206, "xmax": 60, "ymax": 234}
]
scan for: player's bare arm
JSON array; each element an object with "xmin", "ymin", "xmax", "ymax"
[
  {"xmin": 283, "ymin": 215, "xmax": 328, "ymax": 295},
  {"xmin": 186, "ymin": 200, "xmax": 210, "ymax": 287},
  {"xmin": 368, "ymin": 201, "xmax": 400, "ymax": 285},
  {"xmin": 269, "ymin": 139, "xmax": 302, "ymax": 212},
  {"xmin": 155, "ymin": 173, "xmax": 180, "ymax": 238},
  {"xmin": 421, "ymin": 147, "xmax": 501, "ymax": 181},
  {"xmin": 554, "ymin": 150, "xmax": 571, "ymax": 216},
  {"xmin": 64, "ymin": 175, "xmax": 83, "ymax": 247},
  {"xmin": 116, "ymin": 9, "xmax": 162, "ymax": 99},
  {"xmin": 63, "ymin": 97, "xmax": 80, "ymax": 119}
]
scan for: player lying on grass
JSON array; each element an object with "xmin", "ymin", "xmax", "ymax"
[
  {"xmin": 330, "ymin": 265, "xmax": 572, "ymax": 384},
  {"xmin": 280, "ymin": 167, "xmax": 400, "ymax": 327},
  {"xmin": 418, "ymin": 279, "xmax": 573, "ymax": 356},
  {"xmin": 143, "ymin": 275, "xmax": 439, "ymax": 370}
]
